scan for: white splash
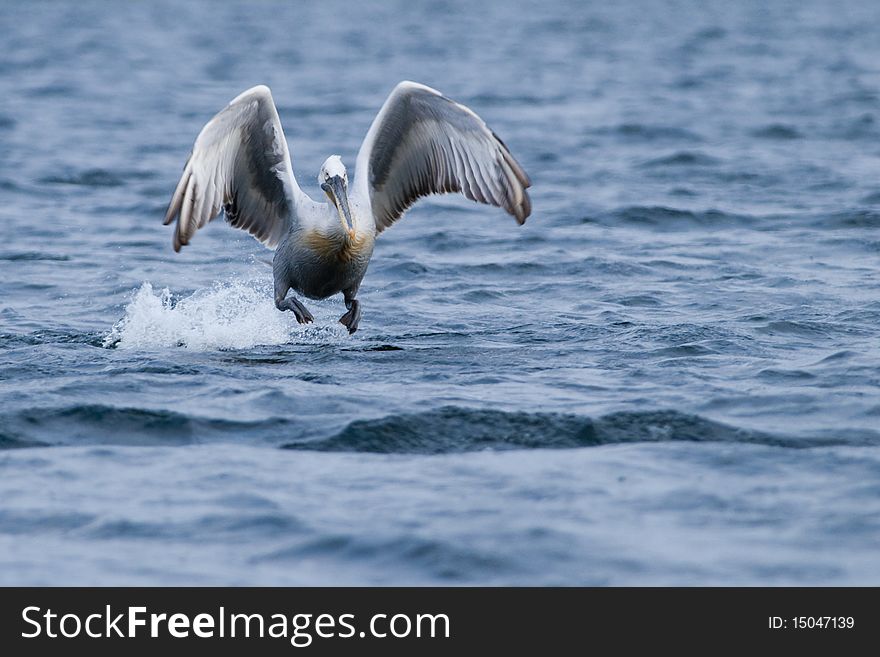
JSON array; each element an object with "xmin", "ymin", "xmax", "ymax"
[{"xmin": 104, "ymin": 280, "xmax": 348, "ymax": 350}]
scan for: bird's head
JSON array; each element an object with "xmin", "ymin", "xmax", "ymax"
[{"xmin": 319, "ymin": 155, "xmax": 354, "ymax": 238}]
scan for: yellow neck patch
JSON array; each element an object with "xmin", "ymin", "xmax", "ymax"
[{"xmin": 303, "ymin": 229, "xmax": 370, "ymax": 263}]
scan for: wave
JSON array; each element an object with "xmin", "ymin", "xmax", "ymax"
[
  {"xmin": 0, "ymin": 252, "xmax": 71, "ymax": 262},
  {"xmin": 0, "ymin": 434, "xmax": 46, "ymax": 449},
  {"xmin": 5, "ymin": 405, "xmax": 878, "ymax": 452},
  {"xmin": 104, "ymin": 281, "xmax": 349, "ymax": 351},
  {"xmin": 592, "ymin": 206, "xmax": 753, "ymax": 229},
  {"xmin": 751, "ymin": 124, "xmax": 803, "ymax": 140},
  {"xmin": 254, "ymin": 533, "xmax": 512, "ymax": 580},
  {"xmin": 0, "ymin": 404, "xmax": 294, "ymax": 447},
  {"xmin": 40, "ymin": 168, "xmax": 125, "ymax": 187},
  {"xmin": 639, "ymin": 151, "xmax": 720, "ymax": 168},
  {"xmin": 284, "ymin": 407, "xmax": 877, "ymax": 453},
  {"xmin": 1, "ymin": 329, "xmax": 104, "ymax": 347},
  {"xmin": 823, "ymin": 210, "xmax": 880, "ymax": 228},
  {"xmin": 591, "ymin": 123, "xmax": 703, "ymax": 142}
]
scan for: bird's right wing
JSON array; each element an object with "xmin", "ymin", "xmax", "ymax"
[{"xmin": 164, "ymin": 85, "xmax": 308, "ymax": 251}]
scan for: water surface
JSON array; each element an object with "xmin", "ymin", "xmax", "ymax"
[{"xmin": 1, "ymin": 0, "xmax": 879, "ymax": 584}]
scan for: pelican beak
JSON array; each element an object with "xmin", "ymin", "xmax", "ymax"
[{"xmin": 321, "ymin": 176, "xmax": 355, "ymax": 237}]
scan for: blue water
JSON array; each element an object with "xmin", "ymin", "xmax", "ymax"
[{"xmin": 2, "ymin": 0, "xmax": 880, "ymax": 585}]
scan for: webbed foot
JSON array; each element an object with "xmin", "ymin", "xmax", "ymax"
[
  {"xmin": 276, "ymin": 297, "xmax": 314, "ymax": 324},
  {"xmin": 339, "ymin": 299, "xmax": 361, "ymax": 334}
]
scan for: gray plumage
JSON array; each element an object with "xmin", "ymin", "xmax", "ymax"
[
  {"xmin": 163, "ymin": 81, "xmax": 532, "ymax": 333},
  {"xmin": 356, "ymin": 82, "xmax": 532, "ymax": 231},
  {"xmin": 163, "ymin": 85, "xmax": 296, "ymax": 251}
]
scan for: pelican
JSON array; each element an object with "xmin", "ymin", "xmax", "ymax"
[{"xmin": 163, "ymin": 81, "xmax": 531, "ymax": 333}]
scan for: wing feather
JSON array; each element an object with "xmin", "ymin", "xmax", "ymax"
[
  {"xmin": 164, "ymin": 85, "xmax": 305, "ymax": 251},
  {"xmin": 354, "ymin": 81, "xmax": 531, "ymax": 233}
]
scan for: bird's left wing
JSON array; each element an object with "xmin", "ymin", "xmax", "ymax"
[
  {"xmin": 164, "ymin": 85, "xmax": 307, "ymax": 251},
  {"xmin": 354, "ymin": 81, "xmax": 531, "ymax": 233}
]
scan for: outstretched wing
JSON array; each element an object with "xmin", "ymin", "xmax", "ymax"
[
  {"xmin": 354, "ymin": 81, "xmax": 531, "ymax": 233},
  {"xmin": 164, "ymin": 85, "xmax": 307, "ymax": 251}
]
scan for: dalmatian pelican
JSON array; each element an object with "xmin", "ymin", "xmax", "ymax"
[{"xmin": 164, "ymin": 81, "xmax": 531, "ymax": 333}]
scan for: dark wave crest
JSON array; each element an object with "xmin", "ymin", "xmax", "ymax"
[
  {"xmin": 0, "ymin": 405, "xmax": 293, "ymax": 447},
  {"xmin": 284, "ymin": 407, "xmax": 877, "ymax": 454},
  {"xmin": 640, "ymin": 151, "xmax": 720, "ymax": 167},
  {"xmin": 592, "ymin": 206, "xmax": 754, "ymax": 229},
  {"xmin": 4, "ymin": 404, "xmax": 877, "ymax": 453},
  {"xmin": 40, "ymin": 168, "xmax": 125, "ymax": 187}
]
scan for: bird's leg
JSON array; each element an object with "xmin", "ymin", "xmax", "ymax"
[
  {"xmin": 275, "ymin": 288, "xmax": 314, "ymax": 324},
  {"xmin": 339, "ymin": 291, "xmax": 361, "ymax": 334}
]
